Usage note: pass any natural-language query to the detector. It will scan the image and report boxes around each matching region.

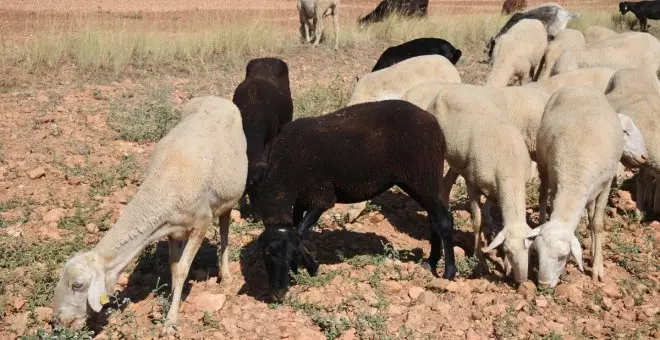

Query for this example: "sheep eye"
[72,282,83,290]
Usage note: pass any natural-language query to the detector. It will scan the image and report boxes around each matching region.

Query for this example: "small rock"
[408,286,424,300]
[653,329,660,339]
[67,176,82,185]
[514,300,526,311]
[601,297,613,310]
[369,213,385,224]
[623,296,635,308]
[600,281,623,299]
[230,209,242,223]
[556,283,583,305]
[7,312,29,334]
[471,310,483,320]
[189,293,226,314]
[428,278,449,291]
[465,329,481,340]
[117,273,129,287]
[418,291,437,307]
[85,223,98,234]
[27,167,46,179]
[405,309,424,328]
[383,281,403,294]
[618,190,632,201]
[43,208,65,224]
[517,281,536,294]
[455,210,471,220]
[585,320,603,337]
[445,281,459,293]
[387,304,406,316]
[618,310,635,321]
[643,306,659,317]
[535,298,548,308]
[589,304,601,313]
[453,246,466,258]
[33,306,53,323]
[11,297,26,311]
[35,115,56,124]
[339,328,356,340]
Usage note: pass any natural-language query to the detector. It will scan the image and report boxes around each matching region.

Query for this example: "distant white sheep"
[297,0,340,50]
[583,25,617,43]
[524,67,618,94]
[52,96,248,336]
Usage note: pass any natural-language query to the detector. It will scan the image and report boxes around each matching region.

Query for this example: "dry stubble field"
[0,0,658,339]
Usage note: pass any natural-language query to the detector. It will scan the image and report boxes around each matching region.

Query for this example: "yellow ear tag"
[99,293,110,305]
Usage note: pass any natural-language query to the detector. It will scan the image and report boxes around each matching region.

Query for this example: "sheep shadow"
[89,238,220,332]
[236,228,423,302]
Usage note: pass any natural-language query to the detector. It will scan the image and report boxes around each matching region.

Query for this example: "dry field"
[0,0,658,339]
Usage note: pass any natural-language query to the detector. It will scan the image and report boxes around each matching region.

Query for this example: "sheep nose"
[271,289,287,302]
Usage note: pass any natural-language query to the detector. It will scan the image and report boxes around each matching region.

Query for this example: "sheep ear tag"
[99,293,110,305]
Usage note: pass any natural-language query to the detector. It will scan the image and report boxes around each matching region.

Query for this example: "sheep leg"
[467,185,483,258]
[640,16,648,32]
[217,212,232,286]
[332,6,339,50]
[653,175,660,217]
[636,170,648,212]
[313,11,324,46]
[300,11,311,43]
[441,168,460,206]
[589,187,610,282]
[538,167,549,223]
[161,216,211,336]
[295,207,325,276]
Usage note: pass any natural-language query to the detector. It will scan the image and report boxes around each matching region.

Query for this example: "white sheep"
[426,86,533,283]
[528,85,647,287]
[348,54,461,105]
[52,96,248,336]
[297,0,340,50]
[583,25,617,44]
[606,66,660,215]
[551,31,660,76]
[486,19,548,86]
[537,28,585,80]
[524,66,617,94]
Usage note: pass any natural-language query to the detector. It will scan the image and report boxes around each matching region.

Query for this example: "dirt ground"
[0,0,658,339]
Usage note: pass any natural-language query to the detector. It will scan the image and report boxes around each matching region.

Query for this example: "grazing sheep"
[524,67,618,94]
[297,0,340,50]
[583,25,618,43]
[606,66,660,215]
[501,0,528,15]
[486,3,581,60]
[551,31,660,76]
[619,1,660,32]
[232,57,293,204]
[486,19,548,86]
[348,54,461,105]
[371,37,462,72]
[256,100,456,299]
[357,0,428,29]
[426,86,534,283]
[537,28,586,80]
[52,96,247,335]
[529,85,646,286]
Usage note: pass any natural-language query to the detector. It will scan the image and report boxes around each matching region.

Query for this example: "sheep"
[537,28,586,80]
[550,31,660,76]
[486,19,548,87]
[501,0,528,15]
[348,54,461,105]
[357,0,428,29]
[486,3,581,61]
[297,0,340,50]
[232,57,293,204]
[425,86,534,283]
[583,25,617,44]
[528,85,646,287]
[52,96,248,335]
[524,67,618,94]
[619,1,660,32]
[255,100,456,300]
[605,66,660,216]
[371,37,462,72]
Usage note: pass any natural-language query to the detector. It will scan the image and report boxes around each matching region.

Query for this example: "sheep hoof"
[159,324,179,338]
[218,273,234,288]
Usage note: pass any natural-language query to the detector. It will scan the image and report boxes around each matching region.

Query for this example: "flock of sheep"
[47,1,660,337]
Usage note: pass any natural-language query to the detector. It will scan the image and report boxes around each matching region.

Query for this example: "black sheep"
[371,37,462,72]
[232,57,293,204]
[357,0,429,29]
[620,1,660,32]
[255,100,456,300]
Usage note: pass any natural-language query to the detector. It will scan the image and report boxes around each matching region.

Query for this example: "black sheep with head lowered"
[256,100,457,300]
[371,37,462,72]
[232,57,293,204]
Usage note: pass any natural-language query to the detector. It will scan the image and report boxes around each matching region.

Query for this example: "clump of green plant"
[108,85,182,142]
[293,77,350,118]
[20,325,94,340]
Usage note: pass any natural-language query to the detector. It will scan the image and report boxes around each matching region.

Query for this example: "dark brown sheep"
[232,57,293,204]
[255,100,456,300]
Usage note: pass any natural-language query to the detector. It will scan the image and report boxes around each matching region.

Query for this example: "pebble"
[601,297,613,310]
[465,329,481,340]
[408,286,424,300]
[33,307,53,323]
[600,281,623,299]
[85,223,99,234]
[623,296,635,308]
[418,291,437,307]
[471,310,483,320]
[339,328,356,340]
[535,298,548,308]
[428,278,449,291]
[585,320,603,337]
[369,213,385,223]
[42,208,65,223]
[27,167,46,179]
[517,281,536,294]
[556,283,583,305]
[189,293,226,313]
[445,281,459,293]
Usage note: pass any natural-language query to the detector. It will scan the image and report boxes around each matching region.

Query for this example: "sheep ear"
[87,271,107,313]
[482,230,505,252]
[524,227,542,249]
[570,236,584,272]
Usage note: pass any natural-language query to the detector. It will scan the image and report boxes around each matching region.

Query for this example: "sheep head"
[524,222,583,288]
[619,2,629,15]
[482,223,532,283]
[617,113,648,167]
[52,252,112,329]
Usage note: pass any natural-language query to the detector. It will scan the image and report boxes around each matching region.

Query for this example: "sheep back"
[371,37,462,72]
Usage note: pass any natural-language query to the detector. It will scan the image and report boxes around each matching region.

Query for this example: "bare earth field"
[0,0,658,339]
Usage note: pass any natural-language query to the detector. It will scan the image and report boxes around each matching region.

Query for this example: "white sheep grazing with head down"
[551,31,660,76]
[582,25,617,44]
[52,96,248,336]
[426,86,533,283]
[347,54,461,105]
[486,18,548,87]
[524,67,617,95]
[528,85,647,287]
[537,28,585,80]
